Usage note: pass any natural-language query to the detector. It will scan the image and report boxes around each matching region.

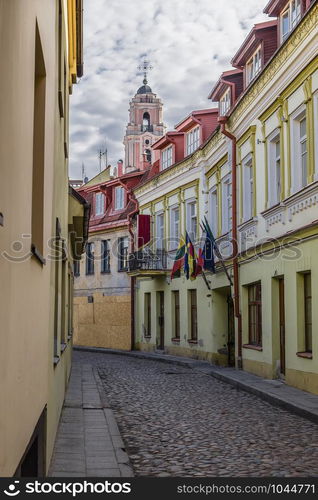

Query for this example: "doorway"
[227,296,235,367]
[157,291,164,350]
[279,278,286,376]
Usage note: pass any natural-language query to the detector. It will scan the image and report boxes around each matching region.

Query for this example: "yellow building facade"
[0,0,87,476]
[132,2,318,393]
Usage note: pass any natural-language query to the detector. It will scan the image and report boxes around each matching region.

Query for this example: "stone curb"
[74,345,318,426]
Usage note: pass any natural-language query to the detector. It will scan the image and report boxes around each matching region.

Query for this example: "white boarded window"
[267,131,281,207]
[156,212,165,249]
[210,187,218,237]
[161,145,173,170]
[115,186,124,210]
[222,176,232,234]
[220,88,231,116]
[186,127,200,155]
[242,155,254,222]
[186,201,197,242]
[95,192,105,216]
[169,206,180,249]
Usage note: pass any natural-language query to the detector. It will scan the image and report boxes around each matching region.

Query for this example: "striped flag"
[184,232,197,281]
[170,235,186,280]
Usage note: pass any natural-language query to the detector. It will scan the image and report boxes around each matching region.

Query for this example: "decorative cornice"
[229,4,318,126]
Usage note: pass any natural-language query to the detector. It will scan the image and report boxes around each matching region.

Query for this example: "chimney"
[117,159,123,177]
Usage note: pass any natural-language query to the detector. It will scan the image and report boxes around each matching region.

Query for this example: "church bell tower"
[123,60,165,173]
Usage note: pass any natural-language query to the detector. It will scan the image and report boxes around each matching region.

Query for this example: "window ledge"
[296,351,312,359]
[31,244,46,266]
[171,337,180,343]
[61,343,67,353]
[243,344,263,351]
[101,270,111,274]
[144,335,151,339]
[188,339,198,345]
[53,356,60,367]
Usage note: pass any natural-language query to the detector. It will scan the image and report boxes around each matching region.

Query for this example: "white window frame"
[169,205,180,250]
[291,105,307,194]
[222,175,232,235]
[267,130,281,207]
[155,211,165,249]
[186,126,200,155]
[114,186,124,210]
[242,154,254,222]
[186,200,197,242]
[95,192,105,216]
[209,186,218,237]
[161,145,173,170]
[246,45,262,85]
[281,0,301,42]
[220,88,231,116]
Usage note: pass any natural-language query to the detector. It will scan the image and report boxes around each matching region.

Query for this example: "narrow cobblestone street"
[74,350,318,478]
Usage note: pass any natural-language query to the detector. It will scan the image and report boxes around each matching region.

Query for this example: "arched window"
[145,149,151,163]
[143,112,150,131]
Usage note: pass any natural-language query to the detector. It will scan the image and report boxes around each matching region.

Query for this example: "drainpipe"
[117,179,139,351]
[218,116,242,368]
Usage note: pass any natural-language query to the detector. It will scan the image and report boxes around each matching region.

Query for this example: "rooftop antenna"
[81,162,85,181]
[98,143,108,173]
[138,59,153,85]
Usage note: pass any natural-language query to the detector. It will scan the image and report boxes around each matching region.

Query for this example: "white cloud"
[69,0,268,180]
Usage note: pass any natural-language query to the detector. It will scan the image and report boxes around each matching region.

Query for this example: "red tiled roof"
[231,20,278,67]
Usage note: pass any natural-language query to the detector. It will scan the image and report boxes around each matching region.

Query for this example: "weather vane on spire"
[138,59,153,85]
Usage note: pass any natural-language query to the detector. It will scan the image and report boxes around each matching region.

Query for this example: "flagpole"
[201,220,233,287]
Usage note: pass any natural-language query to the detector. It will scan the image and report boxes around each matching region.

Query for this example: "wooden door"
[157,292,164,350]
[279,279,286,376]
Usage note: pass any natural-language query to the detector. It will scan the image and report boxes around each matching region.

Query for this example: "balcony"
[128,248,168,276]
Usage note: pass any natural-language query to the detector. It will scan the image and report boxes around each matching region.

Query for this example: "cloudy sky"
[69,0,268,180]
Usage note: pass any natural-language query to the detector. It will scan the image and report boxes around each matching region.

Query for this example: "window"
[304,273,312,352]
[300,117,307,188]
[242,156,254,222]
[189,290,198,341]
[222,177,232,234]
[186,201,197,242]
[172,291,180,339]
[170,206,180,249]
[281,0,301,42]
[246,46,262,85]
[86,242,94,275]
[156,212,165,250]
[95,192,105,216]
[73,260,80,277]
[248,282,262,346]
[291,109,308,192]
[118,237,128,271]
[220,88,231,116]
[145,148,151,162]
[161,145,173,170]
[144,293,151,337]
[210,187,218,237]
[268,132,281,207]
[31,25,46,259]
[142,112,151,131]
[115,186,124,210]
[101,240,110,273]
[186,126,200,155]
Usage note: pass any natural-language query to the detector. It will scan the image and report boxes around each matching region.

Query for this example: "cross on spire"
[138,59,153,85]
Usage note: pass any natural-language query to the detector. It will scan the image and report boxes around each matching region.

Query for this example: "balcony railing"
[129,248,168,273]
[141,125,153,132]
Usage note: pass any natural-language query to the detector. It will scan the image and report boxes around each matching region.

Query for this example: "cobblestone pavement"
[75,350,318,477]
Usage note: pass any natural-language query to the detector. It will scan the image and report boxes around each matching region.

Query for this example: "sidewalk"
[75,346,318,425]
[49,362,133,477]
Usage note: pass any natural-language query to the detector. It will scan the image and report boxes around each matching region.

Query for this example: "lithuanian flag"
[184,232,197,281]
[171,236,186,279]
